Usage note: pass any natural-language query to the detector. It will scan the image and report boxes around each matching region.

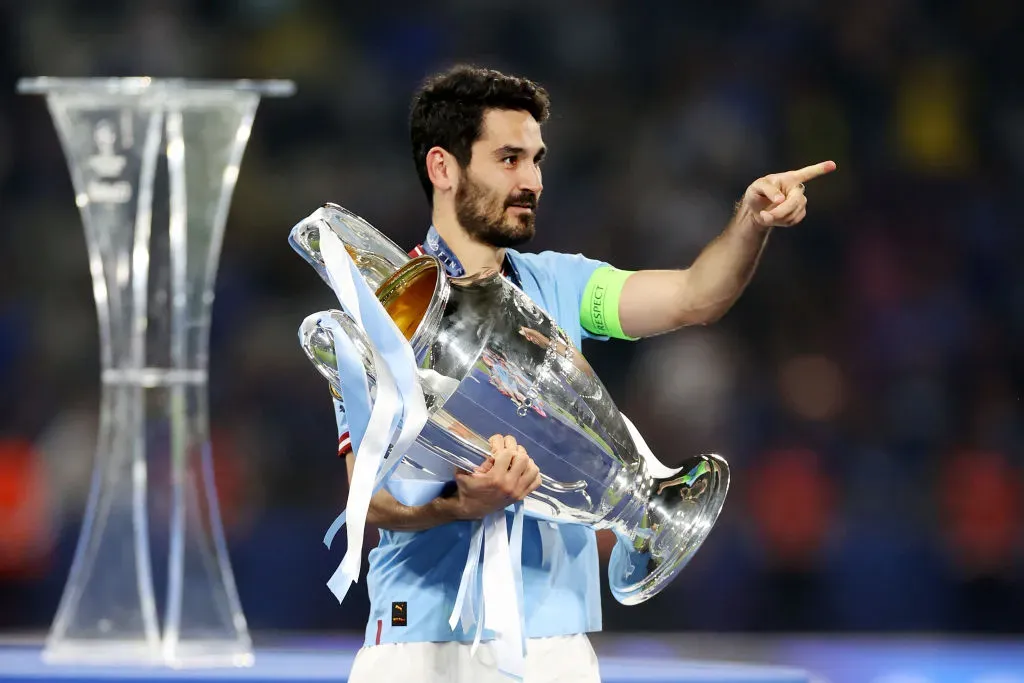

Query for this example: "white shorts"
[346,634,601,683]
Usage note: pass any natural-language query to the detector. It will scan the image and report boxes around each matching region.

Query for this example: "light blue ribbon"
[315,223,429,605]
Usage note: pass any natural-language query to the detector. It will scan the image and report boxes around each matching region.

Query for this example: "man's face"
[454,108,546,248]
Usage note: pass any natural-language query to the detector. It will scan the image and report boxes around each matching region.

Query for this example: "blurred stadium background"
[0,1,1022,681]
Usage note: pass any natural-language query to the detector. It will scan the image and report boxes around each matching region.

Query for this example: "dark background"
[0,0,1021,638]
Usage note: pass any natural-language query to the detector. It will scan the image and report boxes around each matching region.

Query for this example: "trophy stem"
[20,78,293,667]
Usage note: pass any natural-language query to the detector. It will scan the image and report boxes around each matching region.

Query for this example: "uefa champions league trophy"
[18,78,294,667]
[292,204,730,607]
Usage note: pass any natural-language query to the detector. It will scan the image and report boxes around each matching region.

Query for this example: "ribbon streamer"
[312,216,530,678]
[317,222,429,603]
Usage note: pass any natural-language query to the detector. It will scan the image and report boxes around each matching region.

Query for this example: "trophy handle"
[289,203,410,292]
[299,310,377,391]
[299,310,589,497]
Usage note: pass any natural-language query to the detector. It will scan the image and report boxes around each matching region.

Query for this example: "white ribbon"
[314,217,527,678]
[318,223,429,604]
[479,504,526,680]
[447,508,526,680]
[324,318,399,601]
[450,520,485,634]
[321,222,430,494]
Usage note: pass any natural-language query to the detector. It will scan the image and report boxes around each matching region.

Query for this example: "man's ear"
[426,146,459,195]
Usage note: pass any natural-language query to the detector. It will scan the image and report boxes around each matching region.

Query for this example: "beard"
[454,171,537,248]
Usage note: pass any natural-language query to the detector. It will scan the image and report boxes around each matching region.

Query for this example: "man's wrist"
[731,203,772,240]
[431,493,469,522]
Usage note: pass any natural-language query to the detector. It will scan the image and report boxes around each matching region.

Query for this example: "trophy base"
[607,453,730,605]
[43,641,163,667]
[43,639,253,669]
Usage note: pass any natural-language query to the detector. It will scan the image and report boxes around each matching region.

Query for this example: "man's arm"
[347,434,541,532]
[617,160,836,338]
[359,479,463,532]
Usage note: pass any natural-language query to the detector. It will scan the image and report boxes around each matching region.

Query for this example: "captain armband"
[580,267,639,341]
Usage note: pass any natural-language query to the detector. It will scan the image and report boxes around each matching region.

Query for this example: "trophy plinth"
[18,77,294,667]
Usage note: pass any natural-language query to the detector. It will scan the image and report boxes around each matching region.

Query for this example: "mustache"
[505,192,538,210]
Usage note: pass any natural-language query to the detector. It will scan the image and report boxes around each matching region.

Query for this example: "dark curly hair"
[409,65,550,205]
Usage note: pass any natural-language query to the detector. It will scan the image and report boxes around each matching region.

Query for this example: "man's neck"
[431,212,505,276]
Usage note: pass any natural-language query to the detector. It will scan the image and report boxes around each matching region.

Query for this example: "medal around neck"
[291,202,730,605]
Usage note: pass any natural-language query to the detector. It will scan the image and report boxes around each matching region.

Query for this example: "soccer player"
[334,65,835,683]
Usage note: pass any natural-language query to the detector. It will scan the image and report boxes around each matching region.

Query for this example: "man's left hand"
[741,160,837,228]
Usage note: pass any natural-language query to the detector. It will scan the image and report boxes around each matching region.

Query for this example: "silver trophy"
[291,203,729,605]
[18,78,294,666]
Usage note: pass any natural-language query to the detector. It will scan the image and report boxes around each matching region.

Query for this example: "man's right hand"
[452,434,542,520]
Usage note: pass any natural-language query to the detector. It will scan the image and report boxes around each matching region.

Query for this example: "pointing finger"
[790,160,837,184]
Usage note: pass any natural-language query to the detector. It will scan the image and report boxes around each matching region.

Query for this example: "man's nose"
[519,164,543,195]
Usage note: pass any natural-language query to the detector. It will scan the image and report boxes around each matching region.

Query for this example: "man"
[335,65,836,682]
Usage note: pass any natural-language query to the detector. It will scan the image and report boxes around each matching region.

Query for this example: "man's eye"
[503,156,517,167]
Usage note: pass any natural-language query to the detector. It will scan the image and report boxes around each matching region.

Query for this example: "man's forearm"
[618,208,772,336]
[366,488,465,532]
[682,205,771,322]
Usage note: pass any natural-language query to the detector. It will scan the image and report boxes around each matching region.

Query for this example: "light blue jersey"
[333,230,614,646]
